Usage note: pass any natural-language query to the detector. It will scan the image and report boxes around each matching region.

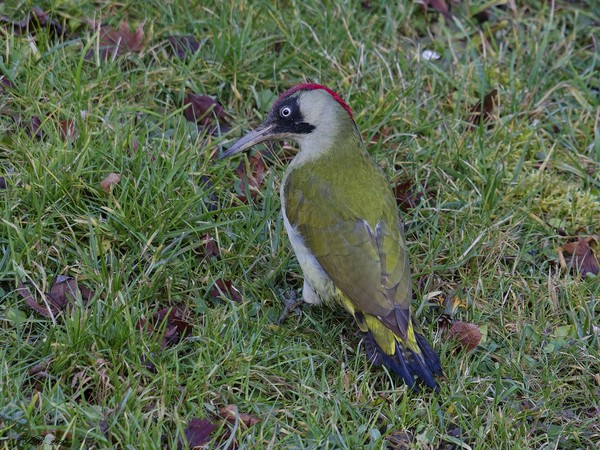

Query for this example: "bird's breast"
[281,191,335,304]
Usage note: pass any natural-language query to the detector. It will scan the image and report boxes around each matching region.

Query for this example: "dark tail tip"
[364,331,442,391]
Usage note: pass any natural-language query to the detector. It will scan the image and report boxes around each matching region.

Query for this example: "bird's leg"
[277,288,305,324]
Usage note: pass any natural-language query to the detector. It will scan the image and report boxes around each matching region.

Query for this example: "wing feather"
[283,160,412,317]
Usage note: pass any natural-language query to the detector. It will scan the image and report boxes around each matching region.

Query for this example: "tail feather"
[415,332,443,375]
[363,328,442,391]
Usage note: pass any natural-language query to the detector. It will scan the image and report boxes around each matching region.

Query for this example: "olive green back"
[283,131,412,317]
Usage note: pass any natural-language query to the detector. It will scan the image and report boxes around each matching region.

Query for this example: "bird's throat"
[288,120,363,171]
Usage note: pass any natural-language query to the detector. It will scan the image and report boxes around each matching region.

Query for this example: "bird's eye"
[280,106,292,118]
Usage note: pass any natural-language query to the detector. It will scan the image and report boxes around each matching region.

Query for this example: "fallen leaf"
[86,20,145,60]
[183,93,230,130]
[210,279,243,303]
[446,425,463,439]
[100,173,121,193]
[59,119,77,141]
[201,234,220,258]
[48,275,94,310]
[220,405,260,428]
[155,307,193,335]
[129,137,140,152]
[234,153,266,203]
[468,89,498,128]
[24,359,54,392]
[199,175,219,212]
[28,7,66,38]
[0,7,65,38]
[558,235,599,276]
[19,276,93,318]
[18,281,50,317]
[394,180,423,212]
[385,430,413,449]
[99,417,110,437]
[141,354,157,373]
[439,425,466,449]
[423,0,452,19]
[138,307,193,349]
[178,418,217,450]
[0,75,14,93]
[474,9,491,23]
[28,116,44,139]
[519,399,534,411]
[365,126,393,145]
[447,321,482,351]
[166,35,200,59]
[28,360,52,377]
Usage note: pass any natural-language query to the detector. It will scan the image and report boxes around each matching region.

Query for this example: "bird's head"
[221,84,355,159]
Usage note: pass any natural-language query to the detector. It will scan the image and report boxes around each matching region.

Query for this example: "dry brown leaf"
[28,115,44,139]
[179,418,217,449]
[441,425,465,448]
[155,307,193,348]
[385,430,413,449]
[24,359,54,392]
[474,9,491,23]
[100,173,121,193]
[28,360,52,377]
[447,321,482,351]
[13,114,76,141]
[19,276,94,318]
[48,275,94,310]
[200,175,219,212]
[166,35,200,59]
[0,75,14,93]
[234,153,266,203]
[141,354,157,373]
[424,0,452,19]
[210,279,243,303]
[558,235,599,276]
[201,234,220,258]
[468,89,499,128]
[394,180,424,212]
[129,137,140,152]
[86,20,145,60]
[220,405,260,428]
[59,119,77,141]
[183,93,230,130]
[364,126,393,145]
[138,307,193,349]
[0,7,65,38]
[18,281,51,317]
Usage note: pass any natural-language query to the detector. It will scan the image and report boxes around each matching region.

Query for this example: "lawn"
[1,1,598,449]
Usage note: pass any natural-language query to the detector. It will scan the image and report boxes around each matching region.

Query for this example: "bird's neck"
[289,117,363,170]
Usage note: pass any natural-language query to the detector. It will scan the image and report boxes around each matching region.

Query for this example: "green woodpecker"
[222,84,442,390]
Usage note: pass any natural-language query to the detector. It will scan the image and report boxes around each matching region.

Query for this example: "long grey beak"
[220,123,276,159]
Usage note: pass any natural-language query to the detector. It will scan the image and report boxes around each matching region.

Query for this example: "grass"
[1,0,599,448]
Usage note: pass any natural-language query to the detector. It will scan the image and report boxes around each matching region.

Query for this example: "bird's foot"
[277,289,305,324]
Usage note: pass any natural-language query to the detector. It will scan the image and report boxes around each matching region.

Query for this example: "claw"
[277,289,305,324]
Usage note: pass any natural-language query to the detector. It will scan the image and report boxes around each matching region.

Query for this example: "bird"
[222,83,442,390]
